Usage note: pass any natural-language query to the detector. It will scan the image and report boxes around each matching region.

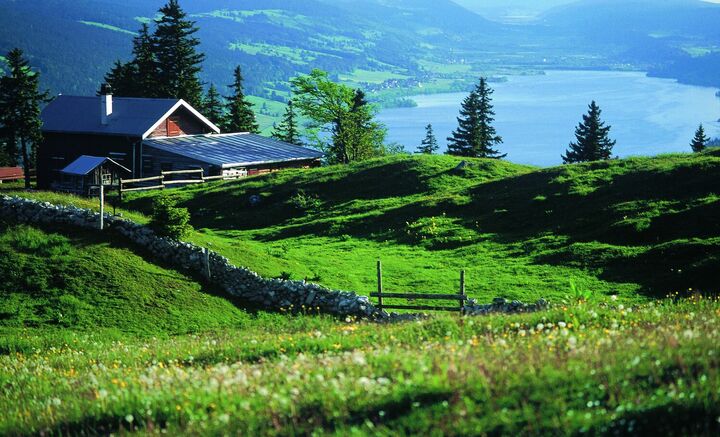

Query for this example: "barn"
[37,89,323,190]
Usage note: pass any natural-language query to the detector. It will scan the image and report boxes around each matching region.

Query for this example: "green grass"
[1,298,718,435]
[0,222,248,334]
[2,152,720,434]
[78,21,137,36]
[339,69,412,85]
[227,42,334,65]
[115,151,720,303]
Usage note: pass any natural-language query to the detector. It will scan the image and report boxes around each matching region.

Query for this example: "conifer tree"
[447,77,504,158]
[153,0,205,107]
[102,60,137,97]
[418,123,439,154]
[562,101,616,163]
[132,23,159,97]
[0,48,49,187]
[224,66,259,133]
[272,99,302,145]
[690,124,709,153]
[202,84,225,128]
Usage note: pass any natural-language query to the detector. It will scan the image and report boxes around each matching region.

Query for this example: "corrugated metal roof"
[143,133,324,168]
[41,95,220,138]
[61,155,131,176]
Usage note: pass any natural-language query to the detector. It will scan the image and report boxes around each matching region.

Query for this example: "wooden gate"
[371,261,467,312]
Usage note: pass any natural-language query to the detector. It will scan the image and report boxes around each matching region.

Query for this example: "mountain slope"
[0,0,498,98]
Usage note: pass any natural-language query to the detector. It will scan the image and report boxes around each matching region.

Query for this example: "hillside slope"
[122,150,720,300]
[0,221,248,334]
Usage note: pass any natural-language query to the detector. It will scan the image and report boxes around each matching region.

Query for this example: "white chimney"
[100,83,113,126]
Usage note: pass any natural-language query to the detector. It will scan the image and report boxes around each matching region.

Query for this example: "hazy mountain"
[453,0,574,22]
[0,0,718,103]
[0,0,500,97]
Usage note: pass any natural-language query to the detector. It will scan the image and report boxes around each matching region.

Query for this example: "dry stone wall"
[0,195,548,319]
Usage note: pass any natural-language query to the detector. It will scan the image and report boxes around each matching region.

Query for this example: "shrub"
[289,190,321,211]
[149,194,193,240]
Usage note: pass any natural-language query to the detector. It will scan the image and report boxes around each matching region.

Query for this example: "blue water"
[377,70,720,166]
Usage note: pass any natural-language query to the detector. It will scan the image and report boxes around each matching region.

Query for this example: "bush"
[149,194,193,240]
[289,190,321,211]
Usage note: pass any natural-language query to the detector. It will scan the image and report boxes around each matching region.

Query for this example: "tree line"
[0,0,715,184]
[416,76,715,162]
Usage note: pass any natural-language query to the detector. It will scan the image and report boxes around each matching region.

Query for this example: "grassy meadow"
[1,298,719,435]
[2,151,719,434]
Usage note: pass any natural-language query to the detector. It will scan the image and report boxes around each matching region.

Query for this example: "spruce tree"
[562,101,616,163]
[224,66,259,133]
[102,60,137,97]
[690,124,709,153]
[202,84,225,128]
[272,99,302,145]
[0,48,49,187]
[132,23,159,97]
[153,0,205,107]
[447,77,504,158]
[418,123,439,154]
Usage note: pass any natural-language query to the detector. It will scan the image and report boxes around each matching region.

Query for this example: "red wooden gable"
[149,107,209,138]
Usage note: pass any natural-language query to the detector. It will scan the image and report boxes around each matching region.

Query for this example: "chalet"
[37,89,323,191]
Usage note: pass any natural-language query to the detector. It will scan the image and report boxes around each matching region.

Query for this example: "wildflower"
[125,414,134,423]
[568,336,577,349]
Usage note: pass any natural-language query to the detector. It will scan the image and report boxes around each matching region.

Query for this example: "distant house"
[37,90,323,190]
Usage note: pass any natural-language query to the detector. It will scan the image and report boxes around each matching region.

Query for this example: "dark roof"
[41,95,220,138]
[61,155,131,176]
[143,133,323,168]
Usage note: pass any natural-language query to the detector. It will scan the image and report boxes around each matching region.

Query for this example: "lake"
[377,70,720,166]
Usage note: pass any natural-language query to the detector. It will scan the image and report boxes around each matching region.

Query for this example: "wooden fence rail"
[118,169,246,199]
[370,260,467,313]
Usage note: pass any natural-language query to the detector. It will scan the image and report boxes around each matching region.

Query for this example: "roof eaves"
[42,129,143,138]
[220,156,322,169]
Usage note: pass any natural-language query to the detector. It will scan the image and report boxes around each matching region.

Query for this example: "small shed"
[55,155,130,195]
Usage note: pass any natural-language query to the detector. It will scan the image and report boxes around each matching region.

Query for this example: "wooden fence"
[119,169,246,199]
[371,260,467,312]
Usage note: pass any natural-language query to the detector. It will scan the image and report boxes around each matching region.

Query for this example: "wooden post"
[204,247,211,280]
[459,269,466,313]
[377,260,383,310]
[99,184,104,231]
[118,181,123,203]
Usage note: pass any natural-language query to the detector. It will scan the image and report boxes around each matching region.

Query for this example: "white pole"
[99,184,104,231]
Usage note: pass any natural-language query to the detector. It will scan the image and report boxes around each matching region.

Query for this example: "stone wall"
[0,195,548,319]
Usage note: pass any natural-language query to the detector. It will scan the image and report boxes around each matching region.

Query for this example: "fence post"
[377,260,383,311]
[459,269,466,313]
[99,184,104,231]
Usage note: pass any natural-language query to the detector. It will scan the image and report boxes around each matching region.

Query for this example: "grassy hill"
[118,151,720,303]
[1,153,720,435]
[0,221,249,335]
